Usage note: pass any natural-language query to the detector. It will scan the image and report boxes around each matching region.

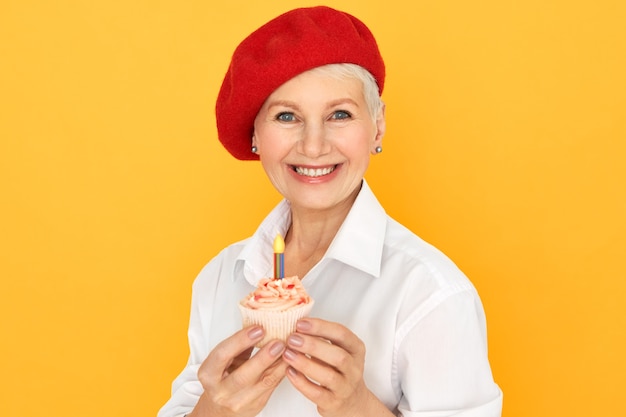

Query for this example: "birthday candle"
[273,234,285,279]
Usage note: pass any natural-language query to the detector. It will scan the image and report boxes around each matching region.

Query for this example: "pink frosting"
[242,276,310,311]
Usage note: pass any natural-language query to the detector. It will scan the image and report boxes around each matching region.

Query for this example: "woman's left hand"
[282,318,392,417]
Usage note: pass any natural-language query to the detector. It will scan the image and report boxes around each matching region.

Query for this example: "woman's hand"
[190,326,288,417]
[282,318,394,417]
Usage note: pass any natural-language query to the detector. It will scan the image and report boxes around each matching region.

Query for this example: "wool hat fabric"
[215,6,386,160]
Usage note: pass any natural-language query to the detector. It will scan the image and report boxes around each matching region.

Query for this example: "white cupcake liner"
[239,300,314,348]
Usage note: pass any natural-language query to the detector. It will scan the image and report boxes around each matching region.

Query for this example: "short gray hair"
[309,63,384,122]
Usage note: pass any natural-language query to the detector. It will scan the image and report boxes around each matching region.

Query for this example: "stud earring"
[251,145,258,153]
[375,146,383,154]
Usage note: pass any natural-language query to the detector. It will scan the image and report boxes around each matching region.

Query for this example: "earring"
[251,146,258,153]
[375,146,383,154]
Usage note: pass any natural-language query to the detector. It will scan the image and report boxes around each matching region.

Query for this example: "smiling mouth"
[293,165,337,178]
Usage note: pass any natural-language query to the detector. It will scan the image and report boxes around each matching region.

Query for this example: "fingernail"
[283,349,297,360]
[287,334,304,347]
[248,326,264,340]
[287,366,298,377]
[296,320,312,331]
[269,341,285,357]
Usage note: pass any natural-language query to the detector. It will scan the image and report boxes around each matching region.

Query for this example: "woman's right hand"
[188,326,288,417]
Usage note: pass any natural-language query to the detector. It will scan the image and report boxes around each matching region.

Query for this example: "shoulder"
[378,216,484,329]
[383,217,471,289]
[375,217,491,349]
[191,237,251,291]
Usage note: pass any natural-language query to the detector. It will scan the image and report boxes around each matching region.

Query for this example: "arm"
[159,254,290,417]
[395,290,502,416]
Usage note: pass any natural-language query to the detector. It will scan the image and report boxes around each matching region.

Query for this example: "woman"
[158,6,502,417]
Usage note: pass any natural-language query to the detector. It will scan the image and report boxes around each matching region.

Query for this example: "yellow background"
[1,0,624,415]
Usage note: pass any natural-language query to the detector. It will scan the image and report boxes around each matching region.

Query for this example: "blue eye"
[276,112,296,122]
[332,110,351,120]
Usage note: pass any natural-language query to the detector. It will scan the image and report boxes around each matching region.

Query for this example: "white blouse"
[158,180,502,417]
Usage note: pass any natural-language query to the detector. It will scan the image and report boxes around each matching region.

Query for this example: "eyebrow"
[267,98,359,111]
[266,100,301,111]
[327,98,359,108]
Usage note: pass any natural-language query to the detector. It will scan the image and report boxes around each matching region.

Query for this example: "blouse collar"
[236,179,387,285]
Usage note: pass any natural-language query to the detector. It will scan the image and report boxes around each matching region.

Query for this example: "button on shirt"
[158,181,503,417]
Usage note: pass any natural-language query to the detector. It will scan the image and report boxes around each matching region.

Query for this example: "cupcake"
[239,275,314,348]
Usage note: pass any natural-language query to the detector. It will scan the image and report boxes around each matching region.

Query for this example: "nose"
[298,123,331,158]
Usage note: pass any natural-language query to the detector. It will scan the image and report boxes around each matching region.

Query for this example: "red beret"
[215,6,386,160]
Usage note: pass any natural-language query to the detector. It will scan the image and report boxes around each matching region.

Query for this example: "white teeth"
[295,166,335,177]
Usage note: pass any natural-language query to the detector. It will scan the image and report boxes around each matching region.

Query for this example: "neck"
[284,184,361,278]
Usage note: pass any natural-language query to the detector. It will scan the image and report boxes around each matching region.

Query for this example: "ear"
[371,102,386,154]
